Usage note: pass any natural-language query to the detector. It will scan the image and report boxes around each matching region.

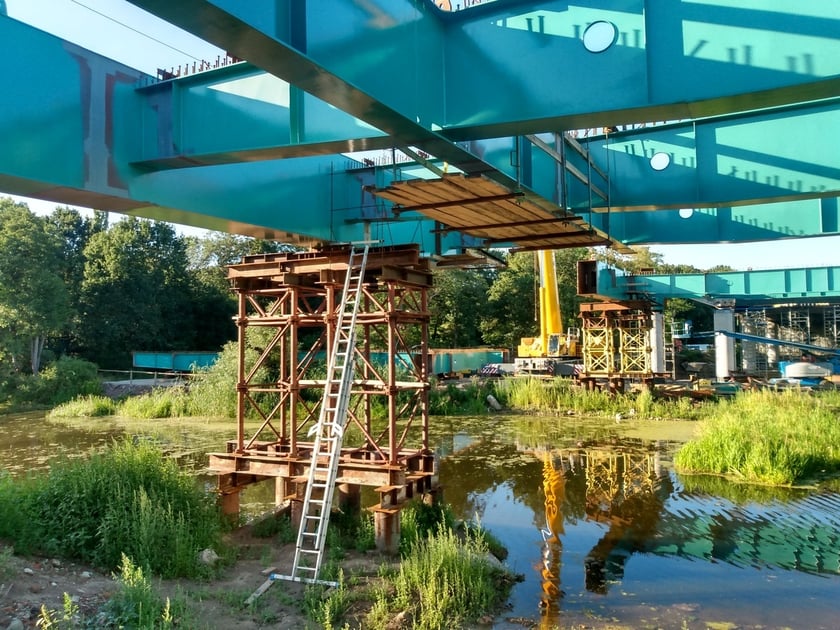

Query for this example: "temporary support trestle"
[276,244,369,586]
[579,301,654,388]
[219,243,437,604]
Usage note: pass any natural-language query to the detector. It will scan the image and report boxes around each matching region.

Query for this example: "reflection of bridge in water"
[531,441,840,624]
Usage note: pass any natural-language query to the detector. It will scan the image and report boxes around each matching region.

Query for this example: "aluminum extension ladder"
[274,244,370,587]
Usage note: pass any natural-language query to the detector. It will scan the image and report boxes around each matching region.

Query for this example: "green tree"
[595,245,664,273]
[429,268,490,347]
[184,232,299,350]
[45,206,106,356]
[480,252,537,349]
[0,198,71,374]
[480,249,588,350]
[78,218,194,368]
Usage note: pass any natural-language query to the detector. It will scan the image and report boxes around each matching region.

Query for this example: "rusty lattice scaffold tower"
[208,244,437,553]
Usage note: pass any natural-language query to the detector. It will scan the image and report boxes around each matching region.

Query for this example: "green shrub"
[429,378,497,415]
[1,357,102,408]
[187,333,273,418]
[0,440,222,577]
[98,554,180,628]
[35,357,102,405]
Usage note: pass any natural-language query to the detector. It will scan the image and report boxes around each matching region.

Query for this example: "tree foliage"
[77,218,197,368]
[429,268,490,347]
[0,199,70,373]
[0,195,734,391]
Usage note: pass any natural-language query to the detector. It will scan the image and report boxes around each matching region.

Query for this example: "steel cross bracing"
[279,244,370,586]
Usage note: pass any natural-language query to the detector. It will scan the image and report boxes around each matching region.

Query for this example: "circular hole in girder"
[582,21,617,53]
[650,152,671,171]
[679,208,694,219]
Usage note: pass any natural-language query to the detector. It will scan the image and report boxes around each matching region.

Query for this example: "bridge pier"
[650,311,665,374]
[714,308,736,380]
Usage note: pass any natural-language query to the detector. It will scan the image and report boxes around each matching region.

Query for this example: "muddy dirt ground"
[1,527,611,630]
[1,526,379,629]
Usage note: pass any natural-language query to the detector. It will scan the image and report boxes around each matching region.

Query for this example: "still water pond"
[4,412,840,628]
[435,415,840,629]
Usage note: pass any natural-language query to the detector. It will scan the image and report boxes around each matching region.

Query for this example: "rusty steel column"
[221,490,240,520]
[289,286,299,455]
[279,288,289,445]
[374,509,400,554]
[420,284,430,450]
[362,299,373,439]
[387,282,398,465]
[235,289,247,453]
[275,477,287,507]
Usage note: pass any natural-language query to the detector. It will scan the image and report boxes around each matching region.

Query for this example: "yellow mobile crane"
[514,250,581,376]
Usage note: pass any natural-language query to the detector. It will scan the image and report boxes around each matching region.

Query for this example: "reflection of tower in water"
[538,453,568,624]
[581,445,670,594]
[530,440,672,622]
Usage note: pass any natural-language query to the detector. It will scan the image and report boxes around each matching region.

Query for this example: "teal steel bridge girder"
[4,1,840,250]
[592,262,840,307]
[130,0,840,141]
[121,0,840,247]
[0,15,477,250]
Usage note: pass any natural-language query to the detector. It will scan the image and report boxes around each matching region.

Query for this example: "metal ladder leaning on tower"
[246,243,371,602]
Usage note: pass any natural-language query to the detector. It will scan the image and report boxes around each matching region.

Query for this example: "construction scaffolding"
[579,301,654,390]
[734,305,840,375]
[209,244,437,552]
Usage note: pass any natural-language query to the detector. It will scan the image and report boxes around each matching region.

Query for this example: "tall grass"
[0,440,222,577]
[116,386,195,419]
[675,389,840,485]
[48,394,117,417]
[388,524,510,630]
[494,376,701,419]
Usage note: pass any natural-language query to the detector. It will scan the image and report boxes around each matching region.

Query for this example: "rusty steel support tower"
[209,244,436,551]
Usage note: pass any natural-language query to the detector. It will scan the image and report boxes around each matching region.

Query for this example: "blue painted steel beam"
[4,3,840,252]
[132,65,392,170]
[0,16,476,251]
[129,1,840,141]
[577,101,840,212]
[591,262,840,306]
[123,0,603,249]
[442,0,840,139]
[121,0,840,248]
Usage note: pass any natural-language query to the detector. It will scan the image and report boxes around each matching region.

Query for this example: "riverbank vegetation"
[0,440,222,578]
[675,389,840,485]
[0,430,514,628]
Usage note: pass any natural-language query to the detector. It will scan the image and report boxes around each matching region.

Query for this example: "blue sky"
[5,0,840,271]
